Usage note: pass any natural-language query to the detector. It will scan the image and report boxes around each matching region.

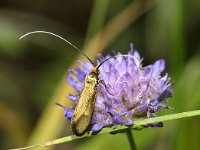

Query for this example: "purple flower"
[58,44,173,132]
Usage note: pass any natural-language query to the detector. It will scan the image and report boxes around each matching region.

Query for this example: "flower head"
[58,44,173,132]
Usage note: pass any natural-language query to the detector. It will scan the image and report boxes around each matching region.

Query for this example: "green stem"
[126,128,136,150]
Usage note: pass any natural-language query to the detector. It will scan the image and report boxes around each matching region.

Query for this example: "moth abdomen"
[71,114,91,136]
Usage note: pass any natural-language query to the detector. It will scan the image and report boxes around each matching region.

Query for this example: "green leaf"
[9,110,200,150]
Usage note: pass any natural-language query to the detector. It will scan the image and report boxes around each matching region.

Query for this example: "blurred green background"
[0,0,200,150]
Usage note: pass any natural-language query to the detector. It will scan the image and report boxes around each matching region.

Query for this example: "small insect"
[19,31,114,136]
[68,52,113,136]
[71,58,112,136]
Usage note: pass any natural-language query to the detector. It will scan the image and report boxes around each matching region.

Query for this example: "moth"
[71,58,112,136]
[20,31,113,136]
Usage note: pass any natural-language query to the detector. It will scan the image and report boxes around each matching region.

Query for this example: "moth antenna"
[96,54,137,70]
[19,30,95,66]
[96,57,113,71]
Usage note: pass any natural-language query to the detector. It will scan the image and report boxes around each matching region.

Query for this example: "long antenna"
[96,57,113,71]
[19,30,95,66]
[96,54,137,71]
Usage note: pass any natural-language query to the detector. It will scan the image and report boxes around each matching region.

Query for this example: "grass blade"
[10,110,200,150]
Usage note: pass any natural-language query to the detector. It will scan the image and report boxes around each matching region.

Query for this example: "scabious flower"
[59,44,173,132]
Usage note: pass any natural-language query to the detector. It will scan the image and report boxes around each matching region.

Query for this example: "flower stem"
[126,128,137,150]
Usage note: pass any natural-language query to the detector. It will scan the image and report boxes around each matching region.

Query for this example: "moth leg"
[99,80,114,96]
